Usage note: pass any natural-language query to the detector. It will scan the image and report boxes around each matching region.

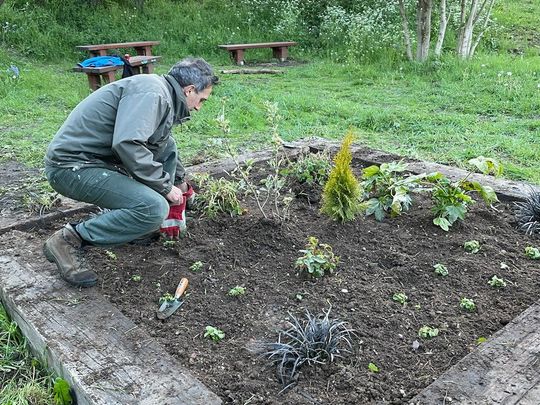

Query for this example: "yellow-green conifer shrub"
[321,132,362,222]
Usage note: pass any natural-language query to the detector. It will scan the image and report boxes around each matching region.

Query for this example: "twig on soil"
[243,394,256,405]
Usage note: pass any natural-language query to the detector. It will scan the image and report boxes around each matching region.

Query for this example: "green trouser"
[44,146,176,247]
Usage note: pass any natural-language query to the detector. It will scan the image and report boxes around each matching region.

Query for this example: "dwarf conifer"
[321,132,362,222]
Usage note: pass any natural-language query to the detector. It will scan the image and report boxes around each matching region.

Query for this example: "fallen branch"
[220,69,284,75]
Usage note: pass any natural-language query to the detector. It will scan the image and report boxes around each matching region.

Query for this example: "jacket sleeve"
[111,92,173,196]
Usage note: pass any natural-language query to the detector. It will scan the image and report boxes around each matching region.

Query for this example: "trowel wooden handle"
[175,278,189,299]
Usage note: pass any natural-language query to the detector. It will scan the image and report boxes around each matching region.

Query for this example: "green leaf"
[53,378,72,405]
[368,362,380,373]
[362,165,380,178]
[477,337,487,345]
[468,156,503,176]
[433,217,450,231]
[445,205,466,223]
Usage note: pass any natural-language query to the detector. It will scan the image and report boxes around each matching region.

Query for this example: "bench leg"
[86,74,101,91]
[142,63,154,74]
[230,50,244,65]
[272,47,288,62]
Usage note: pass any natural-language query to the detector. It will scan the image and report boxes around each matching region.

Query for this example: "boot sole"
[43,242,98,288]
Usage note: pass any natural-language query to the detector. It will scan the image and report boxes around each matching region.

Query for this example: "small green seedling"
[295,293,303,301]
[158,293,175,304]
[525,246,540,259]
[190,261,204,272]
[295,236,339,278]
[488,275,506,288]
[163,240,176,248]
[204,326,225,342]
[477,337,487,345]
[460,298,476,312]
[105,250,117,260]
[131,275,141,282]
[392,292,408,305]
[418,326,439,339]
[464,240,480,253]
[228,286,246,297]
[433,263,448,276]
[368,362,380,373]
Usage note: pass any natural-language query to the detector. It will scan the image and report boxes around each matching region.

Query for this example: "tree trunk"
[434,0,449,57]
[397,0,414,61]
[415,0,433,61]
[470,0,496,57]
[457,0,496,58]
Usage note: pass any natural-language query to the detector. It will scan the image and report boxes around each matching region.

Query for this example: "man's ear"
[183,84,196,95]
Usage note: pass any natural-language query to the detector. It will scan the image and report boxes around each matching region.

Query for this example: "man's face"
[184,85,212,112]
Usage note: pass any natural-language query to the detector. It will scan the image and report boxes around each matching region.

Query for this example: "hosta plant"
[525,246,540,259]
[464,240,481,253]
[418,326,439,339]
[460,298,476,312]
[433,263,448,276]
[204,326,225,342]
[392,292,408,305]
[295,236,339,278]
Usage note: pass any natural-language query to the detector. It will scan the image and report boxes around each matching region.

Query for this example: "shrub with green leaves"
[488,275,507,288]
[361,161,425,221]
[464,240,481,253]
[321,131,362,222]
[204,326,225,342]
[525,246,540,259]
[295,236,339,278]
[192,173,243,219]
[428,157,500,231]
[460,298,476,312]
[433,263,449,276]
[288,151,332,186]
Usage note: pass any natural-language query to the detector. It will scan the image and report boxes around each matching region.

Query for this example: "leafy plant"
[460,298,476,312]
[189,261,204,272]
[428,157,500,231]
[525,246,540,259]
[260,308,354,385]
[158,293,175,304]
[192,173,243,219]
[228,286,246,297]
[368,362,380,373]
[464,240,481,253]
[392,292,408,305]
[488,275,507,288]
[418,326,439,339]
[53,378,72,405]
[163,240,176,247]
[287,151,332,186]
[131,275,141,282]
[105,250,117,261]
[360,161,425,221]
[433,263,448,276]
[204,326,225,342]
[321,131,363,222]
[295,236,339,278]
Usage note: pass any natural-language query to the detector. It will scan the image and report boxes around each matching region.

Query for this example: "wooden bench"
[74,41,161,91]
[218,41,297,65]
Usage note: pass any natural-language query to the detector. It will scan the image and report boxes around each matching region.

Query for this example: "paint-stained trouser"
[44,147,176,247]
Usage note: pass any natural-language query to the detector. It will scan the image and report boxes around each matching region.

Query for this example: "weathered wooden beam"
[220,69,284,74]
[0,231,221,405]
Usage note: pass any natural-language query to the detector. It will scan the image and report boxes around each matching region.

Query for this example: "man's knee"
[137,194,169,229]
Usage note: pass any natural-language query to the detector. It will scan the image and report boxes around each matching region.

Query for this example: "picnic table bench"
[74,41,161,91]
[218,41,297,65]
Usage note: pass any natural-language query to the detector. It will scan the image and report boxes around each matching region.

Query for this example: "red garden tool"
[156,277,189,320]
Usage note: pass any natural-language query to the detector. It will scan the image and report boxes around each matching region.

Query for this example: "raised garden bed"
[2,143,540,404]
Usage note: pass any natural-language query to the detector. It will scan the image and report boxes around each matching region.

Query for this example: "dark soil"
[78,158,540,404]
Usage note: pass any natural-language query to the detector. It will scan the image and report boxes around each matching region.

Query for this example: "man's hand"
[160,184,194,240]
[166,185,183,205]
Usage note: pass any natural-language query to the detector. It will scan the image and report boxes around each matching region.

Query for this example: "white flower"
[507,71,512,76]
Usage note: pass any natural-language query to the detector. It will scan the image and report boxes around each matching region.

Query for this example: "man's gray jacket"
[45,74,190,197]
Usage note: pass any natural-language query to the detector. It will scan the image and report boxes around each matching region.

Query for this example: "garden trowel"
[156,277,189,320]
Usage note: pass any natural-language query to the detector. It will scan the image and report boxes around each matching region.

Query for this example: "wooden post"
[231,49,244,65]
[86,74,101,91]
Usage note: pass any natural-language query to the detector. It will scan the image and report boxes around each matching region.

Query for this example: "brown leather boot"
[43,224,98,288]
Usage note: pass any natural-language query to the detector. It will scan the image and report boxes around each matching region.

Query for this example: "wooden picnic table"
[75,41,161,91]
[218,41,297,65]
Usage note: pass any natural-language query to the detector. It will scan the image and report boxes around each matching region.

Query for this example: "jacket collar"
[163,74,191,124]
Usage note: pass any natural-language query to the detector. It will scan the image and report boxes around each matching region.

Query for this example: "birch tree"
[456,0,497,58]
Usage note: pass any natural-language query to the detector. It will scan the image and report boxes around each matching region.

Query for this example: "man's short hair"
[168,57,219,92]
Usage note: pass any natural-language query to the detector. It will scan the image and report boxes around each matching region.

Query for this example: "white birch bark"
[434,0,449,57]
[397,0,414,61]
[416,0,433,61]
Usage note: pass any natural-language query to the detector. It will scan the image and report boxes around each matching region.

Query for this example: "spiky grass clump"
[261,309,355,387]
[321,131,362,222]
[514,190,540,236]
